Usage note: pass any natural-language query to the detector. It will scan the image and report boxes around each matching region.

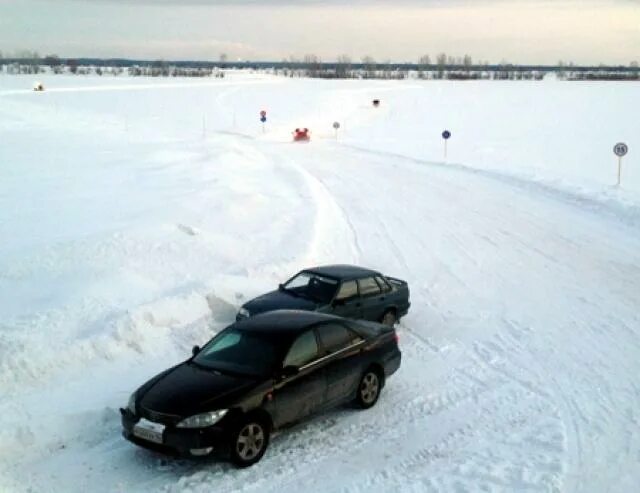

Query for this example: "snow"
[1,73,639,492]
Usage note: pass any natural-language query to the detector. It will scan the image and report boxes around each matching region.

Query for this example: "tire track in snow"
[285,145,576,491]
[275,151,362,267]
[338,143,640,229]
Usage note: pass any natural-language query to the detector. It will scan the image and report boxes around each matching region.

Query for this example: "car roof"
[303,264,381,281]
[233,310,345,336]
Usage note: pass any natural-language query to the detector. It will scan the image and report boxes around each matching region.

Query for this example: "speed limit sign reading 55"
[614,142,628,157]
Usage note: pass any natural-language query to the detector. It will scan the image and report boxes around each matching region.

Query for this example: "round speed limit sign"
[614,142,628,157]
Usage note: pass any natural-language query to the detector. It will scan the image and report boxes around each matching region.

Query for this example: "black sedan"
[121,310,401,467]
[237,264,410,326]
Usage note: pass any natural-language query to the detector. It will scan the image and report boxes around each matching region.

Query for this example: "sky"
[0,0,639,64]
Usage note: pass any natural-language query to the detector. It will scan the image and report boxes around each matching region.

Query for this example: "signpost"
[442,130,451,160]
[333,121,340,139]
[613,142,628,186]
[260,110,267,133]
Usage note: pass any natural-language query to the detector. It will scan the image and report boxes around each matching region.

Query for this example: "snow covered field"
[1,73,639,492]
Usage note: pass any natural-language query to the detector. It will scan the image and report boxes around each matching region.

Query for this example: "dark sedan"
[121,310,401,467]
[237,264,410,326]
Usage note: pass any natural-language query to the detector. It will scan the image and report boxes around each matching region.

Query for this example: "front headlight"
[127,392,137,414]
[176,409,228,429]
[238,307,250,318]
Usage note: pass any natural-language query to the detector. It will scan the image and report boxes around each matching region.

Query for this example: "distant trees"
[335,55,352,78]
[417,55,431,78]
[44,54,66,74]
[303,54,321,77]
[9,50,42,73]
[419,54,431,67]
[435,53,447,78]
[128,65,213,77]
[43,54,60,67]
[557,60,567,78]
[67,59,78,74]
[2,48,637,82]
[361,55,376,78]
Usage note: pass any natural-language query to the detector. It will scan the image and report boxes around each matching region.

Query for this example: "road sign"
[613,142,629,186]
[614,142,628,157]
[442,130,452,160]
[333,121,340,139]
[260,111,267,133]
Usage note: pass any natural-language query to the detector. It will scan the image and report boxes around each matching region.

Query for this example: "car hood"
[139,362,259,417]
[244,289,318,315]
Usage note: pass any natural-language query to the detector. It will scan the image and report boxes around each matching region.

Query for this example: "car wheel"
[230,418,270,467]
[381,309,397,327]
[356,368,382,409]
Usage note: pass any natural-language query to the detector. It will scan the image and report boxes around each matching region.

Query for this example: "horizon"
[3,54,639,69]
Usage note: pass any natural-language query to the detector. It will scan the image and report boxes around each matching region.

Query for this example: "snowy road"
[1,74,639,492]
[281,142,640,492]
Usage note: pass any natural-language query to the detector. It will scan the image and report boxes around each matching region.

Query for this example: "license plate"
[133,418,165,444]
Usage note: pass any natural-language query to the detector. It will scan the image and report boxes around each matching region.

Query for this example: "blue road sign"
[442,130,451,139]
[614,142,628,157]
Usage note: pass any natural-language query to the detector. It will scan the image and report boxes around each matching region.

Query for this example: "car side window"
[358,277,381,297]
[317,324,361,353]
[284,330,319,368]
[375,276,392,293]
[335,280,358,301]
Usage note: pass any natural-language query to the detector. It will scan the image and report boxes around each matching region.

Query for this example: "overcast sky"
[1,0,638,64]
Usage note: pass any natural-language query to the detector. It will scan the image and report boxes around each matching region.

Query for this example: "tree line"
[1,50,638,81]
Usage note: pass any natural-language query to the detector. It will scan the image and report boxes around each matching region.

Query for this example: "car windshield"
[283,272,339,303]
[193,328,279,377]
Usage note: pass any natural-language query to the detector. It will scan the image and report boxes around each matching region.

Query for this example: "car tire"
[229,417,270,468]
[356,367,382,409]
[381,309,397,327]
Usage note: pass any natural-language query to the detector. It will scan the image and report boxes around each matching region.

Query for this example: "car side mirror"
[280,365,299,379]
[278,283,285,291]
[192,345,201,357]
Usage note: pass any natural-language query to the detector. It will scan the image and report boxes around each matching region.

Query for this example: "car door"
[315,323,365,406]
[272,330,326,427]
[330,280,362,319]
[357,277,384,321]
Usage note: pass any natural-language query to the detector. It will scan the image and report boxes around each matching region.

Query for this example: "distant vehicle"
[121,310,401,466]
[237,265,410,326]
[293,128,310,142]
